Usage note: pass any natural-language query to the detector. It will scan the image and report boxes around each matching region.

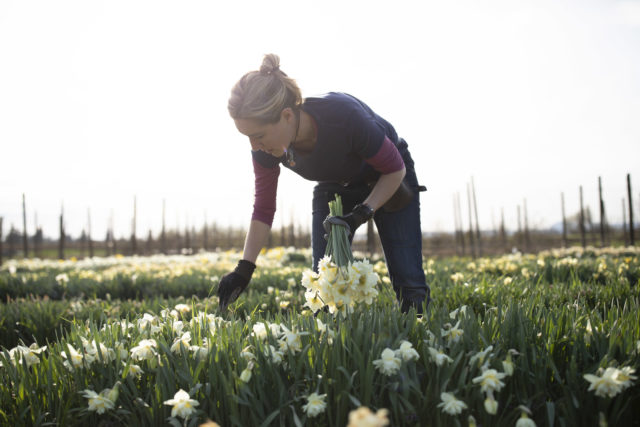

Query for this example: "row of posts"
[452,174,636,257]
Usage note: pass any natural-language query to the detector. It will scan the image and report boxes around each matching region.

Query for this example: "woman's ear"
[281,107,294,123]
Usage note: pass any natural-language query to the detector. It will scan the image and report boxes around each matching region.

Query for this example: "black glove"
[217,259,256,311]
[323,203,375,238]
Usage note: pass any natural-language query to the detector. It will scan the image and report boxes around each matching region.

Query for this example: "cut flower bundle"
[301,195,380,316]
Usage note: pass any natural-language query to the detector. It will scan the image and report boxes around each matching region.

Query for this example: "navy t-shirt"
[252,92,400,184]
[250,92,404,226]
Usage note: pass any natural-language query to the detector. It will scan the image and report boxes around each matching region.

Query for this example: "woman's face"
[234,108,295,157]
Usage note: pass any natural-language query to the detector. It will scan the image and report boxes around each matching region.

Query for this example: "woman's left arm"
[362,167,406,211]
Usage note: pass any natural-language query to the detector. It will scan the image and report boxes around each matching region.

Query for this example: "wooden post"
[622,198,628,246]
[466,183,476,258]
[22,193,28,258]
[0,216,3,266]
[517,205,522,249]
[598,177,606,247]
[579,186,586,248]
[131,196,137,255]
[452,195,461,255]
[471,177,482,256]
[628,173,635,245]
[87,208,94,258]
[58,204,65,260]
[185,223,191,253]
[203,211,208,252]
[561,192,568,247]
[500,208,507,253]
[161,200,167,254]
[523,198,531,253]
[146,229,153,255]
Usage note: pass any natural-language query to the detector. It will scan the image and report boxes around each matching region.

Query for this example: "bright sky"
[1,0,640,240]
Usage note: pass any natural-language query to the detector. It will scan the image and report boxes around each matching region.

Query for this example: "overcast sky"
[1,0,639,239]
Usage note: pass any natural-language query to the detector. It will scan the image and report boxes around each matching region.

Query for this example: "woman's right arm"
[242,219,271,264]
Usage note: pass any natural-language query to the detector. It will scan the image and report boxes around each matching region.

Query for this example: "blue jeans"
[311,139,430,313]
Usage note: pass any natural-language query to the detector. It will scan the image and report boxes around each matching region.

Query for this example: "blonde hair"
[228,54,302,124]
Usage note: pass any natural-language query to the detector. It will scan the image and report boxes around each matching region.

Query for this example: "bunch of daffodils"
[301,257,380,316]
[301,195,380,317]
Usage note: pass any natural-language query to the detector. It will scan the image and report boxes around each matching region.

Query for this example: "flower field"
[0,246,639,426]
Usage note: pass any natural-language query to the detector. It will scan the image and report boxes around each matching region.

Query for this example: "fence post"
[88,208,94,258]
[58,205,65,260]
[466,183,476,258]
[131,196,137,255]
[523,198,531,252]
[561,192,568,247]
[161,200,167,254]
[0,217,3,266]
[598,177,606,247]
[456,192,466,256]
[471,177,482,256]
[579,186,586,248]
[22,194,28,258]
[452,195,461,255]
[500,208,507,253]
[203,212,208,252]
[628,173,635,245]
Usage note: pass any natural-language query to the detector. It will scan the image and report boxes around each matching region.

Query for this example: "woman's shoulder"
[303,92,371,124]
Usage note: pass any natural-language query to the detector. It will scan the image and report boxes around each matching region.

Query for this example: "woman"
[218,54,430,314]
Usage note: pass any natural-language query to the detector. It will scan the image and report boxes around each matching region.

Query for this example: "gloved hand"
[217,259,256,311]
[323,203,375,238]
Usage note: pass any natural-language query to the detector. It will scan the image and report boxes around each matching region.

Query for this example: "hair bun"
[260,53,281,76]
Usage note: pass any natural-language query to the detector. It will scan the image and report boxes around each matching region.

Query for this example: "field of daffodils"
[0,246,638,426]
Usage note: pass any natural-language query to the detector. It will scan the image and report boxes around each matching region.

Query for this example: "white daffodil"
[395,340,420,362]
[316,318,335,345]
[515,413,537,427]
[279,325,305,353]
[170,332,192,353]
[81,388,116,414]
[240,362,254,382]
[130,339,157,361]
[174,303,191,314]
[469,345,493,369]
[428,347,453,367]
[264,345,285,365]
[164,389,200,419]
[302,392,327,418]
[617,366,637,389]
[62,343,89,370]
[437,392,467,416]
[304,290,325,312]
[484,392,498,415]
[240,346,256,361]
[123,361,143,378]
[8,343,47,367]
[441,321,464,345]
[583,367,626,398]
[472,368,507,393]
[171,320,184,335]
[373,348,402,376]
[346,406,389,427]
[252,322,268,340]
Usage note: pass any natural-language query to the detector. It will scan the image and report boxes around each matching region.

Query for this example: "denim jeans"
[311,139,430,313]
